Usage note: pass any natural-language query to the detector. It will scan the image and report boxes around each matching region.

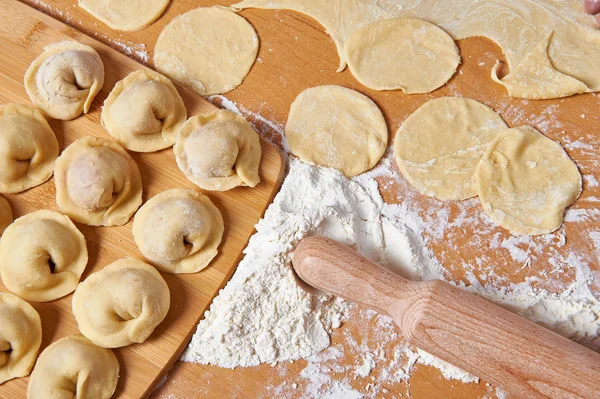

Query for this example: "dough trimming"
[0,210,88,302]
[79,0,170,31]
[0,195,12,235]
[133,188,224,274]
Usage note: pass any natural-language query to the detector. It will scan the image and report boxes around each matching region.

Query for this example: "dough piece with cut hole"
[174,110,261,191]
[79,0,170,31]
[0,292,42,384]
[285,85,387,177]
[133,188,224,274]
[394,97,507,200]
[0,104,59,194]
[0,196,12,235]
[24,41,104,120]
[72,258,170,348]
[475,126,581,235]
[0,210,88,302]
[101,69,187,152]
[154,6,259,95]
[55,136,143,226]
[344,18,459,93]
[27,335,118,399]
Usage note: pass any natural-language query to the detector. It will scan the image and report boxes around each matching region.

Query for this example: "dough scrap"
[79,0,170,31]
[0,292,42,384]
[0,210,88,302]
[394,97,508,200]
[233,0,600,99]
[0,196,11,235]
[55,136,143,226]
[344,18,459,93]
[0,104,59,194]
[133,188,224,274]
[102,69,187,152]
[27,335,119,399]
[285,85,388,177]
[475,126,581,235]
[24,41,104,120]
[174,110,261,191]
[72,258,170,348]
[154,6,259,95]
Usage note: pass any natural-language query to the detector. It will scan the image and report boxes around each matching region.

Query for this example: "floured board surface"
[0,1,284,398]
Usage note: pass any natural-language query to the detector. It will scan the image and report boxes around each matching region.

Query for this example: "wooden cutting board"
[0,1,284,398]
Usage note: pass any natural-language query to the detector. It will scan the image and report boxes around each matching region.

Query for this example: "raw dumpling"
[101,70,187,152]
[24,41,104,120]
[55,136,143,226]
[133,188,224,274]
[0,292,42,384]
[174,110,261,191]
[0,210,88,302]
[0,196,12,235]
[0,103,59,193]
[72,258,170,348]
[79,0,170,31]
[27,335,119,399]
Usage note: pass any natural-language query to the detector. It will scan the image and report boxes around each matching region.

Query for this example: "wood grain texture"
[18,1,600,398]
[0,1,284,398]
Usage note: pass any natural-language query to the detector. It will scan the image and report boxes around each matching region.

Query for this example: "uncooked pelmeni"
[102,69,187,152]
[174,110,261,191]
[0,293,42,384]
[344,18,459,93]
[24,41,104,120]
[27,335,119,399]
[133,189,224,273]
[475,126,582,235]
[79,0,170,31]
[285,85,387,177]
[72,258,170,348]
[0,104,59,194]
[0,210,88,302]
[154,6,259,95]
[394,97,508,200]
[0,195,12,235]
[55,136,143,226]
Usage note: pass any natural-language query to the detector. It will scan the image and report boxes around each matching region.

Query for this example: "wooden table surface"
[19,1,600,398]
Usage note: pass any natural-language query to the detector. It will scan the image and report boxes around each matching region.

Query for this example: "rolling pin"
[292,236,600,399]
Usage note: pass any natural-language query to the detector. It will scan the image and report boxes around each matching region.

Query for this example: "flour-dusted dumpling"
[27,335,119,399]
[174,110,261,191]
[0,293,42,384]
[0,104,59,194]
[133,188,224,274]
[24,41,104,120]
[79,0,170,31]
[101,70,187,152]
[72,259,170,348]
[55,136,143,226]
[0,210,88,302]
[0,196,12,235]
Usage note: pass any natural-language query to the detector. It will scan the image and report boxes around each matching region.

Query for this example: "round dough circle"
[27,335,119,399]
[72,258,171,348]
[55,136,143,226]
[285,85,388,177]
[475,126,582,235]
[0,195,13,235]
[154,6,259,95]
[24,41,104,120]
[394,97,508,200]
[79,0,170,31]
[0,292,42,384]
[0,104,59,194]
[0,210,88,302]
[343,18,460,93]
[133,188,224,274]
[174,110,262,191]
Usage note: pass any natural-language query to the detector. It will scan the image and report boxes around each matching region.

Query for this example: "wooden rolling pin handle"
[292,236,600,399]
